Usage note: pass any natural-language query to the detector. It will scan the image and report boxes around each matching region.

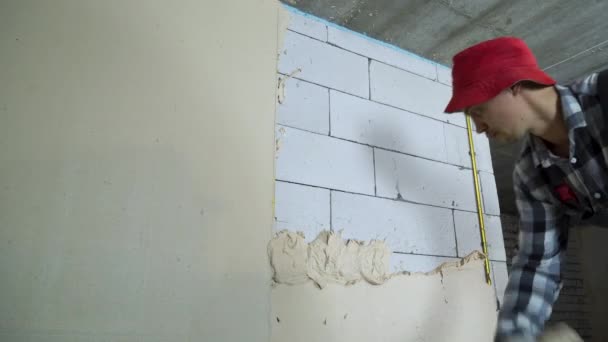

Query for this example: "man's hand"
[496,323,582,342]
[539,323,583,342]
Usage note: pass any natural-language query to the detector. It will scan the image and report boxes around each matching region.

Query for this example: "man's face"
[465,88,529,143]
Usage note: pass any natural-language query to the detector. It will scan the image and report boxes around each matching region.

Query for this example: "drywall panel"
[0,1,280,341]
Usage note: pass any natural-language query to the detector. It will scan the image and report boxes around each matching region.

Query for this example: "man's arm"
[495,171,571,341]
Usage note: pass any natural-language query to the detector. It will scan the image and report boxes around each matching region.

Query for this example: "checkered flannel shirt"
[496,72,606,341]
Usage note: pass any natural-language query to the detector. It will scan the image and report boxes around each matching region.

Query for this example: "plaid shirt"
[496,72,606,341]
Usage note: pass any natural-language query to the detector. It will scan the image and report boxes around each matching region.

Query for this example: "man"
[444,37,607,341]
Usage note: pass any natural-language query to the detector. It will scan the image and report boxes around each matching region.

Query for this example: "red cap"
[444,37,555,113]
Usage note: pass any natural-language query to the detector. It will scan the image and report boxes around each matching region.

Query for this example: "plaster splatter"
[268,230,486,288]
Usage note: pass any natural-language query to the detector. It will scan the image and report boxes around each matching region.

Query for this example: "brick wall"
[274,7,508,307]
[500,214,593,340]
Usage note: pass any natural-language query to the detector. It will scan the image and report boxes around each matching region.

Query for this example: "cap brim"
[444,68,556,114]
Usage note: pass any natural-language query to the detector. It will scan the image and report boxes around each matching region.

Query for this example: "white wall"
[0,1,280,341]
[274,8,508,306]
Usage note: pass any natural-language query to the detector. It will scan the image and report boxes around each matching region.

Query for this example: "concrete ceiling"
[285,0,608,215]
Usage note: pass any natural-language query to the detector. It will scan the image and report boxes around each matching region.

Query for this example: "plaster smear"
[270,230,497,342]
[268,230,391,288]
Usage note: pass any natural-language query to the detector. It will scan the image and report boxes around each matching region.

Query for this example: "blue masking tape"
[282,3,451,70]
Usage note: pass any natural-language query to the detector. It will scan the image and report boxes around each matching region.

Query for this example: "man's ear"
[510,82,524,96]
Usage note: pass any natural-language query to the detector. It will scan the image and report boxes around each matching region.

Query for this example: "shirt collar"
[529,84,587,168]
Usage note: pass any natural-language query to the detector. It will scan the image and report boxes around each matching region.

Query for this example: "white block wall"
[274,7,505,302]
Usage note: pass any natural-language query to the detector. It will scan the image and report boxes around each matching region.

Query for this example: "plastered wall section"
[274,7,508,306]
[0,1,280,341]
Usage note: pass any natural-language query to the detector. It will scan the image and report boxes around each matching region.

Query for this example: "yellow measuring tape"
[465,116,492,285]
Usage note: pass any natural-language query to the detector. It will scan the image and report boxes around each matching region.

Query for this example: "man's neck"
[528,87,569,154]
